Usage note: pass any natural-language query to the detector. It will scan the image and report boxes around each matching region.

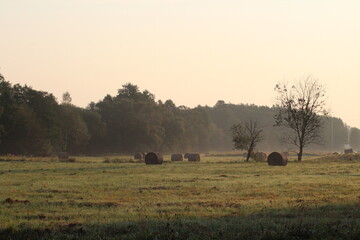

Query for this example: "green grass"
[0,154,360,239]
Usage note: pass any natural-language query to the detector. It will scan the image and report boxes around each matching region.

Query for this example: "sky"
[1,0,360,128]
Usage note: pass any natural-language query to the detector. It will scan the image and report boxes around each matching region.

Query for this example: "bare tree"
[231,120,263,162]
[274,76,328,162]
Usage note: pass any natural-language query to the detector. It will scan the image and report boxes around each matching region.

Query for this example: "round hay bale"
[267,152,288,166]
[134,152,144,160]
[171,154,183,161]
[188,153,200,162]
[145,152,163,165]
[344,149,353,154]
[184,153,190,159]
[254,152,267,162]
[58,152,69,160]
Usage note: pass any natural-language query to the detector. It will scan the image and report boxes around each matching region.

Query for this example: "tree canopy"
[274,77,328,161]
[231,120,263,161]
[0,73,358,156]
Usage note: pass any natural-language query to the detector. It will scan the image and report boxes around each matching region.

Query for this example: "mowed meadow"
[1,154,360,240]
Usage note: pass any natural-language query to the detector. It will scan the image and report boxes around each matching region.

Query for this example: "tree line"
[0,73,359,156]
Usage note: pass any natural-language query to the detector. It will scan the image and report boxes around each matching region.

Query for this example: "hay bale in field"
[253,152,267,162]
[267,152,288,166]
[134,152,144,160]
[171,154,183,161]
[58,152,69,160]
[187,153,200,162]
[344,149,353,154]
[184,153,190,159]
[145,152,163,165]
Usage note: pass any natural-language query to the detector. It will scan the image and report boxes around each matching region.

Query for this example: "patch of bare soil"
[3,198,30,205]
[139,186,181,191]
[77,201,120,207]
[158,201,242,208]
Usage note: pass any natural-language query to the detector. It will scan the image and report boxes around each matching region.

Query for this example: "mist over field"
[2,1,360,239]
[0,77,359,156]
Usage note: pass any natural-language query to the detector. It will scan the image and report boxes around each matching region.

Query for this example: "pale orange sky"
[1,0,360,127]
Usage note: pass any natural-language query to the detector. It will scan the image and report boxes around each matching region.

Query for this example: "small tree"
[62,91,72,105]
[60,92,90,153]
[274,76,328,162]
[231,120,263,161]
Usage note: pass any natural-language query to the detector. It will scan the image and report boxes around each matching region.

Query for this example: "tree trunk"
[298,146,303,162]
[246,149,252,162]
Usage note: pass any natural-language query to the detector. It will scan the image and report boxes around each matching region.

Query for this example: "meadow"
[0,154,360,240]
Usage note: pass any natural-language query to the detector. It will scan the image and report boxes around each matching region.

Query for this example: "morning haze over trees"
[0,73,358,156]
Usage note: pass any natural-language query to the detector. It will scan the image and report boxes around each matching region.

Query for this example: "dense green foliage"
[0,74,359,155]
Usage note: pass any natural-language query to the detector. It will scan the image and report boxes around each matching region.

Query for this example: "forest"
[0,73,359,156]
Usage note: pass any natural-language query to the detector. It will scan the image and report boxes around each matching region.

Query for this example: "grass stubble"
[0,154,359,239]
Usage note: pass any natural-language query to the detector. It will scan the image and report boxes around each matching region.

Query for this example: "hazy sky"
[1,0,360,127]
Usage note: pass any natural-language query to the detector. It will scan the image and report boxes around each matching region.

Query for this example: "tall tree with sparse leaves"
[274,76,328,162]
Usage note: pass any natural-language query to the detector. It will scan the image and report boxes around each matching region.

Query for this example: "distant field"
[0,154,360,240]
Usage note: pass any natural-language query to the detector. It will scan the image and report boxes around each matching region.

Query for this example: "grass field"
[0,154,360,239]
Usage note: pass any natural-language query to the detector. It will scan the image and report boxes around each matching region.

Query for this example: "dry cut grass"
[0,154,359,239]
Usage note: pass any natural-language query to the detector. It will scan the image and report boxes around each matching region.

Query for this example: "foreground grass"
[0,154,359,239]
